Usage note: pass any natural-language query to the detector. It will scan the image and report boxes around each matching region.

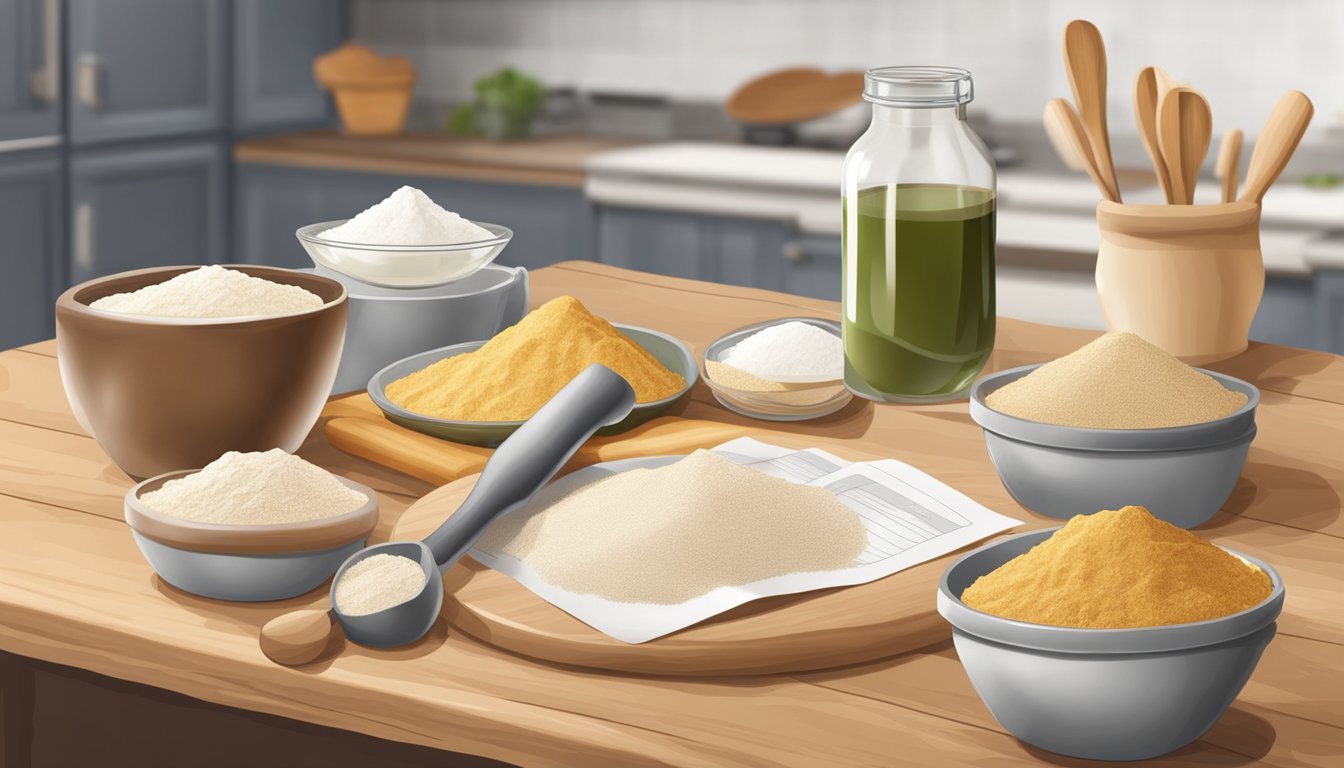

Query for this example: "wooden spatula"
[1064,20,1120,203]
[1216,129,1244,203]
[1044,99,1119,202]
[1241,91,1314,205]
[1157,86,1212,205]
[1135,67,1175,203]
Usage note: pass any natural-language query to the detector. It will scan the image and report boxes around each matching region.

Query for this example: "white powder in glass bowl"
[322,186,494,246]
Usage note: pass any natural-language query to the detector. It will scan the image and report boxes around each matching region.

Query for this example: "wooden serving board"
[327,395,1001,676]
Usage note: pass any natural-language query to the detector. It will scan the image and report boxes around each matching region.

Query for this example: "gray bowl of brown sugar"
[969,364,1259,528]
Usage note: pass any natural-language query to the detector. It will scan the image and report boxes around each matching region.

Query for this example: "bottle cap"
[864,66,973,108]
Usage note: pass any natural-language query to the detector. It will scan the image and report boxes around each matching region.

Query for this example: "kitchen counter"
[234,131,639,188]
[586,142,1344,276]
[1,263,1341,766]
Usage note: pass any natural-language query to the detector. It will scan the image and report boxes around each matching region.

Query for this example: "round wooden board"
[388,473,959,677]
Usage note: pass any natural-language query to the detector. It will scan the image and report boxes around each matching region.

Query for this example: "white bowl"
[296,219,513,288]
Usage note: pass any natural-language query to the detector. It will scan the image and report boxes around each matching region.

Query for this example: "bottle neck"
[871,103,966,127]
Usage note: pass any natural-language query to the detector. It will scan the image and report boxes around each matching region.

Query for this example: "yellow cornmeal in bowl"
[960,506,1273,628]
[985,332,1248,429]
[385,295,685,422]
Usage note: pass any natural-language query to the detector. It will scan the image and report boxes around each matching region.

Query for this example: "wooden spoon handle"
[1135,67,1174,204]
[1044,99,1118,202]
[1241,91,1314,204]
[1063,19,1120,203]
[1216,129,1244,204]
[260,608,336,666]
[1157,87,1212,205]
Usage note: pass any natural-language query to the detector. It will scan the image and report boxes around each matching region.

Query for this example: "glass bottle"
[841,66,996,402]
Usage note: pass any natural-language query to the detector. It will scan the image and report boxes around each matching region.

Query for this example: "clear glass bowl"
[702,317,853,421]
[295,219,513,288]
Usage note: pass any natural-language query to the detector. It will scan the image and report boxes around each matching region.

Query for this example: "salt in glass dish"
[702,317,852,421]
[296,219,513,288]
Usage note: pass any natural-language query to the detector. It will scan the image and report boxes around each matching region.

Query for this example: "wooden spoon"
[1216,129,1244,203]
[1135,67,1175,203]
[1044,99,1118,202]
[1043,99,1089,171]
[1063,20,1121,202]
[1241,91,1314,204]
[260,609,336,665]
[1156,87,1212,205]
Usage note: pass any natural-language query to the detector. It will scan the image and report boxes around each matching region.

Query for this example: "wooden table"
[1,263,1339,767]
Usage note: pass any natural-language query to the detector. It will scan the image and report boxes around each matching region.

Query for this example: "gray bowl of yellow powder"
[369,301,696,447]
[938,510,1283,761]
[969,333,1260,528]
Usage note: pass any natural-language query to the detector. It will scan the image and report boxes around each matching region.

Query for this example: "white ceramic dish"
[296,219,513,288]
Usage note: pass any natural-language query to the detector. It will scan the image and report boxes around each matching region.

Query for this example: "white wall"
[351,0,1343,141]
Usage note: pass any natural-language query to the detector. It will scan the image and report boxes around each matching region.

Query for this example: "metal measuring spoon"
[259,364,637,665]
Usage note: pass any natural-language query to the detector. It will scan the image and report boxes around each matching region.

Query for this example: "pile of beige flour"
[140,449,367,525]
[91,265,323,318]
[477,450,868,605]
[985,332,1248,429]
[333,554,427,616]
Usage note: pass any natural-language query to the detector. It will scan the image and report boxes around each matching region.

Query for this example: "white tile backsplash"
[349,0,1344,140]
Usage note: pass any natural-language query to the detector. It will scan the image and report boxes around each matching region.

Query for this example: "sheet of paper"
[471,438,1022,644]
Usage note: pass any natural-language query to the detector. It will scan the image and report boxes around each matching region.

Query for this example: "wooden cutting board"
[320,393,762,486]
[324,396,1002,676]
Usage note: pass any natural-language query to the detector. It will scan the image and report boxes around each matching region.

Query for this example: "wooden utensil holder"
[1095,200,1263,364]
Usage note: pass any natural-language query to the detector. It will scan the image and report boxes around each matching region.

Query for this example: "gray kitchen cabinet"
[1315,270,1344,355]
[595,205,844,300]
[1250,276,1316,350]
[234,163,594,270]
[69,140,227,282]
[232,0,343,134]
[0,0,60,144]
[777,234,841,300]
[67,0,227,145]
[0,148,63,347]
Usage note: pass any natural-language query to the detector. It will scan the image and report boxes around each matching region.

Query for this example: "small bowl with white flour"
[124,449,380,601]
[702,318,852,421]
[297,186,513,288]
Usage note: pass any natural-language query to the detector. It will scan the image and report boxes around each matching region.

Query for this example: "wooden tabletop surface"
[233,131,638,188]
[0,262,1339,767]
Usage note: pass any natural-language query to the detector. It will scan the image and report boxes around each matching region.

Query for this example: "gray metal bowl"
[302,265,528,394]
[125,472,380,602]
[969,365,1260,528]
[938,528,1283,761]
[368,324,697,447]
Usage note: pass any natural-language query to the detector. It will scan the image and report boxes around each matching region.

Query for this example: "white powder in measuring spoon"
[720,321,844,381]
[477,450,867,604]
[333,554,428,616]
[139,449,368,525]
[90,265,324,318]
[322,185,494,245]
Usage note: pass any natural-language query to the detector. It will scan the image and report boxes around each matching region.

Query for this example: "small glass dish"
[296,219,513,288]
[702,317,852,421]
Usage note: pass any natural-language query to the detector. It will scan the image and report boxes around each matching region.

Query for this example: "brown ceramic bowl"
[56,265,348,479]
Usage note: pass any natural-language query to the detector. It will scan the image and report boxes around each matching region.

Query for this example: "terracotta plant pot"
[314,43,416,136]
[1095,201,1264,365]
[56,266,347,479]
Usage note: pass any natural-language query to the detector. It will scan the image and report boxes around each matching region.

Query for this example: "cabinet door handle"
[77,55,101,110]
[28,0,60,103]
[783,241,807,263]
[75,203,95,274]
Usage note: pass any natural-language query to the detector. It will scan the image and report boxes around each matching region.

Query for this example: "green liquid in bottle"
[842,184,996,400]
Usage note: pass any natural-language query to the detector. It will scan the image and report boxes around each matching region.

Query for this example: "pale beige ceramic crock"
[1095,200,1263,365]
